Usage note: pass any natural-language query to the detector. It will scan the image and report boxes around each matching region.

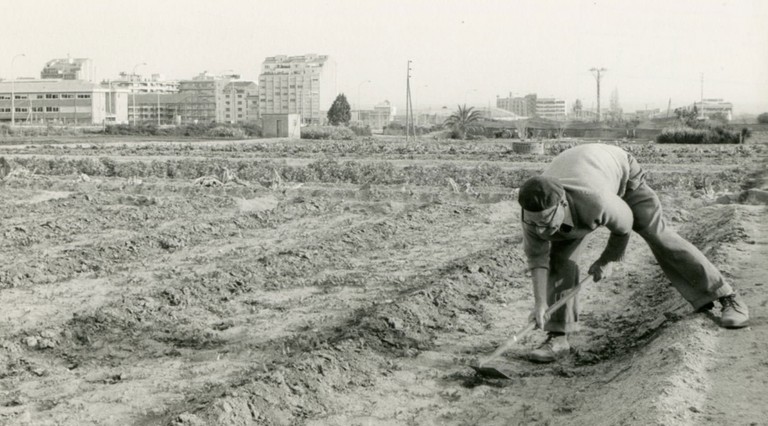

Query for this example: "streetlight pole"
[10,53,26,127]
[132,62,146,126]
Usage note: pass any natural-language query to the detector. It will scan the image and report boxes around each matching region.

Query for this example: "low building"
[262,113,300,138]
[693,98,733,121]
[354,100,396,129]
[0,79,129,125]
[104,72,179,94]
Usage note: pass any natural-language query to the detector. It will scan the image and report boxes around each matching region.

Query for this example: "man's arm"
[531,267,549,328]
[591,194,634,280]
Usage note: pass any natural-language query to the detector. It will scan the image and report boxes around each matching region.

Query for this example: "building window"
[46,106,59,112]
[0,108,10,112]
[77,94,91,99]
[36,95,45,99]
[32,107,43,112]
[14,95,28,100]
[45,94,59,99]
[15,107,28,112]
[0,95,9,100]
[61,94,75,99]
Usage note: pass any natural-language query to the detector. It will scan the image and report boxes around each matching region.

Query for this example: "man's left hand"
[588,260,612,282]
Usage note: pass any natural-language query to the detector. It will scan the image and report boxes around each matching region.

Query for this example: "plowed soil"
[0,137,765,425]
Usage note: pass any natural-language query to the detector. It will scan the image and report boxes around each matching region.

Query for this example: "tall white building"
[258,54,337,125]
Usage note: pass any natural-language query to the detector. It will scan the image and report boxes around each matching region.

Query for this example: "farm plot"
[0,137,766,425]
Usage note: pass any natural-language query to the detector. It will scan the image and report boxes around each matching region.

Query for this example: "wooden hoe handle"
[478,274,593,366]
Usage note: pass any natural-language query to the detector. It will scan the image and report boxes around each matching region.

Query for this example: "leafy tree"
[708,112,729,124]
[572,99,583,113]
[444,104,482,139]
[327,94,351,126]
[675,105,701,128]
[758,112,768,124]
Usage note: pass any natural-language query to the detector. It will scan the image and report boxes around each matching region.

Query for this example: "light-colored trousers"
[545,182,733,333]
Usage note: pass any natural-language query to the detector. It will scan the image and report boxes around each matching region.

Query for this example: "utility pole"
[589,67,606,122]
[405,60,413,142]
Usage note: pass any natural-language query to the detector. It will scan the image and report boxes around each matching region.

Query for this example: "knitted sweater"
[523,144,643,270]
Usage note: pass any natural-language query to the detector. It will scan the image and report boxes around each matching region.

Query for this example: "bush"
[349,123,372,137]
[301,126,355,140]
[206,126,246,138]
[656,126,744,144]
[758,113,768,124]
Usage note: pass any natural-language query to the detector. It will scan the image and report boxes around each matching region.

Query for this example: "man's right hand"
[529,303,550,329]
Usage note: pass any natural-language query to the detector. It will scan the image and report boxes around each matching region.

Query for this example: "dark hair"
[518,176,565,212]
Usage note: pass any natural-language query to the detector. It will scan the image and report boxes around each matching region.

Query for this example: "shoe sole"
[722,320,749,329]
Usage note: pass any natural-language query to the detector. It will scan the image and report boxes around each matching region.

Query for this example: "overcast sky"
[2,0,766,114]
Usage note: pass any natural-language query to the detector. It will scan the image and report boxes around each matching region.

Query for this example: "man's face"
[522,202,565,237]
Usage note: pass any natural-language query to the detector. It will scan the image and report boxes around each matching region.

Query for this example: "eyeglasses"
[522,203,560,228]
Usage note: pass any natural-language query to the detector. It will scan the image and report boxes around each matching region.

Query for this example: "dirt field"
[0,136,766,425]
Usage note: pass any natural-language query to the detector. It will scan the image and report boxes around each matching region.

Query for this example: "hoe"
[471,274,593,379]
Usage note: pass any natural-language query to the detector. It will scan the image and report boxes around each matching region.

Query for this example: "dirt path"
[683,205,768,425]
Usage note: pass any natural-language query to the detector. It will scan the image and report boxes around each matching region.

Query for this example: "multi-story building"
[173,72,235,124]
[693,98,733,121]
[535,97,567,120]
[128,75,260,125]
[0,79,128,125]
[258,54,337,125]
[40,57,94,81]
[223,81,259,123]
[497,93,537,117]
[130,93,183,125]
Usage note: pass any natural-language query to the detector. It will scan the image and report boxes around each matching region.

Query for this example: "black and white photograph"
[0,0,766,424]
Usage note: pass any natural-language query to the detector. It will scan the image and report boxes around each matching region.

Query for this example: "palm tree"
[444,104,482,139]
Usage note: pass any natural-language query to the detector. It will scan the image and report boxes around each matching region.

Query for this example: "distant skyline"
[2,0,766,114]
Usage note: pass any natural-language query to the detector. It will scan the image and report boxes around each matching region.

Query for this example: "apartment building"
[40,57,94,81]
[130,93,184,125]
[174,72,235,124]
[496,93,537,117]
[536,97,567,120]
[223,81,259,123]
[0,79,128,125]
[258,54,337,125]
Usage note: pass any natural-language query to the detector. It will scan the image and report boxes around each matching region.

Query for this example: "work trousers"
[545,182,733,333]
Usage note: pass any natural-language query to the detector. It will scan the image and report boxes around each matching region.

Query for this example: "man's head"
[518,176,565,212]
[518,176,566,236]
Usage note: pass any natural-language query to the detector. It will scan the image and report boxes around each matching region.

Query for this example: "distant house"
[262,113,301,138]
[693,99,733,121]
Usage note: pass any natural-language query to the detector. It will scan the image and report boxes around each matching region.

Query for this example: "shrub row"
[100,122,261,138]
[300,126,355,140]
[656,126,747,144]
